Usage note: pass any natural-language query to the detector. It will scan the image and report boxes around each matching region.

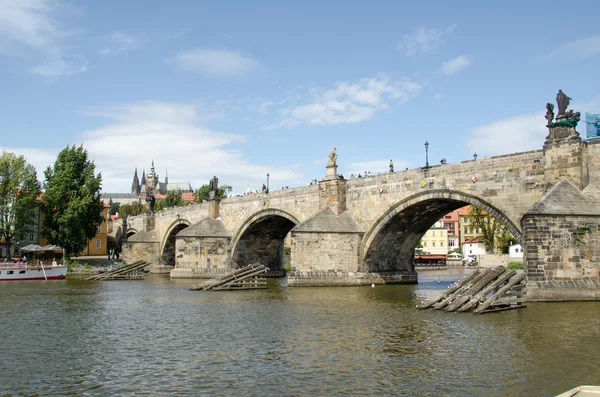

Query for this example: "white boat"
[0,263,67,281]
[555,386,600,396]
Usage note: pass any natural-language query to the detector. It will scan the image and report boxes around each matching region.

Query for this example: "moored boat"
[0,263,67,281]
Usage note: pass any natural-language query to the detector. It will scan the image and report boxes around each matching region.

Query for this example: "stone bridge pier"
[122,111,600,300]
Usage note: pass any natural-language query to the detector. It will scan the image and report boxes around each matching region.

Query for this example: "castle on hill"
[131,160,193,196]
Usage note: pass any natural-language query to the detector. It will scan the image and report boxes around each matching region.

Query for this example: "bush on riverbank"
[508,262,523,269]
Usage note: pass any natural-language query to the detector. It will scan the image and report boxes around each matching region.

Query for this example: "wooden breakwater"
[190,263,268,291]
[418,266,527,314]
[85,261,148,280]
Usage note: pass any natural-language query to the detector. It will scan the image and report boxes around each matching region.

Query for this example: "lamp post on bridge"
[266,173,270,194]
[424,141,429,168]
[473,152,478,160]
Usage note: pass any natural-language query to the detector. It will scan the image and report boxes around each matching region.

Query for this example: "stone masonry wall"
[291,232,361,272]
[522,214,600,282]
[122,241,160,266]
[544,139,586,190]
[175,236,231,270]
[345,150,546,233]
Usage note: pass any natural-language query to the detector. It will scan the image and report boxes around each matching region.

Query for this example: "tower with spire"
[131,167,140,195]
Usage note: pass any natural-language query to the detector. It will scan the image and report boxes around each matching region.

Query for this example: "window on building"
[29,233,33,241]
[96,225,101,234]
[449,240,455,247]
[423,242,427,247]
[96,239,101,249]
[440,241,444,247]
[432,242,436,247]
[432,231,436,237]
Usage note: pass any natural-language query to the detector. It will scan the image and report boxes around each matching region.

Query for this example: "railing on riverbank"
[190,263,268,291]
[85,260,148,280]
[418,266,527,314]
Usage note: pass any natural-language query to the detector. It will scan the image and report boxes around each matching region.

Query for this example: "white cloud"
[166,49,261,77]
[275,76,421,128]
[466,98,600,156]
[439,55,471,75]
[345,159,410,176]
[0,0,86,77]
[98,31,137,55]
[3,101,304,193]
[75,101,302,193]
[536,35,600,62]
[398,25,457,56]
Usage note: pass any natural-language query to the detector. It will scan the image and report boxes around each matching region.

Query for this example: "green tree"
[468,206,515,253]
[108,198,120,216]
[496,230,515,254]
[162,190,186,209]
[120,201,146,217]
[0,152,41,259]
[42,145,104,258]
[193,184,232,202]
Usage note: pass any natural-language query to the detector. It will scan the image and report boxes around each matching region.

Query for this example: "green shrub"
[283,264,291,272]
[508,262,523,269]
[284,246,291,255]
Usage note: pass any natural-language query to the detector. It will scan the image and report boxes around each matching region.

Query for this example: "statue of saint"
[556,89,571,116]
[389,159,394,173]
[209,176,219,192]
[145,195,155,212]
[328,147,337,166]
[545,103,555,125]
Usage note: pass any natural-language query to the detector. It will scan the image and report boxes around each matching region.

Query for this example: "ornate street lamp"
[424,141,429,168]
[473,152,478,160]
[266,173,270,194]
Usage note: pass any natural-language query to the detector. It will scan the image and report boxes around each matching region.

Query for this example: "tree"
[109,199,120,216]
[496,230,515,254]
[42,145,104,258]
[467,206,515,253]
[120,201,146,217]
[156,190,186,211]
[0,152,41,259]
[193,184,232,202]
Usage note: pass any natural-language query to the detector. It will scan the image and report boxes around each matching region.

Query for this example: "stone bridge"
[122,121,600,300]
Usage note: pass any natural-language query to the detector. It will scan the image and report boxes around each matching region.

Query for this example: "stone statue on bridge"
[545,103,554,126]
[328,147,337,166]
[556,89,571,116]
[210,176,219,192]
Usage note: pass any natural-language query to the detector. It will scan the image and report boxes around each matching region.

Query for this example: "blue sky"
[1,0,599,194]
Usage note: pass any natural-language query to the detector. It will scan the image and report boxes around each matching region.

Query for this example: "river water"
[1,269,598,396]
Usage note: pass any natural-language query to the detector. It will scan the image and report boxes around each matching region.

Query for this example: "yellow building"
[458,205,482,247]
[79,204,110,256]
[420,221,448,255]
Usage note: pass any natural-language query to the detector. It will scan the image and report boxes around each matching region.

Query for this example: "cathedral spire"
[141,169,146,186]
[165,169,168,185]
[131,167,140,195]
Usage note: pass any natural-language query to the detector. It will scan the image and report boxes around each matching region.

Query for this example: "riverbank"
[66,255,122,275]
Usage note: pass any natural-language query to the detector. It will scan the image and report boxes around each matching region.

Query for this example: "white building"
[462,237,486,259]
[509,244,524,260]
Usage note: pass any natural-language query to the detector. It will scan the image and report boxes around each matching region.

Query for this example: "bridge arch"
[361,190,521,272]
[231,209,300,271]
[159,218,192,267]
[126,228,138,239]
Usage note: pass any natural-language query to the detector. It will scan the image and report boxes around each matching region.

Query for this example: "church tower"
[131,167,140,195]
[141,169,146,187]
